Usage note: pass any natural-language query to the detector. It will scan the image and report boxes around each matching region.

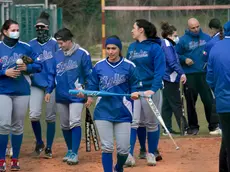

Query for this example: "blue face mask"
[9,31,20,39]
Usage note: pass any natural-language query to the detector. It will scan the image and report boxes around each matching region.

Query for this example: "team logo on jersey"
[100,73,127,90]
[1,53,22,68]
[129,50,148,59]
[188,40,207,50]
[37,50,53,62]
[56,60,78,76]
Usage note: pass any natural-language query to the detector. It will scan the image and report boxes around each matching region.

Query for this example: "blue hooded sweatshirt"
[206,21,230,113]
[88,57,139,122]
[51,47,92,104]
[0,41,42,96]
[161,38,184,83]
[29,38,59,93]
[126,38,165,92]
[176,29,211,74]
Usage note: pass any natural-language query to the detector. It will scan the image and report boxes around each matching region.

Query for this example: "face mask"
[9,32,20,39]
[173,36,179,44]
[36,29,50,44]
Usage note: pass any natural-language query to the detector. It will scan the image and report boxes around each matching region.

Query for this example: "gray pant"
[95,120,130,154]
[131,90,163,132]
[29,86,56,122]
[57,103,83,130]
[0,95,29,135]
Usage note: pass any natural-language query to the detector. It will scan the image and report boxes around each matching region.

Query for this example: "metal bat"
[86,108,100,151]
[85,108,91,152]
[87,108,100,151]
[69,90,132,97]
[180,81,186,136]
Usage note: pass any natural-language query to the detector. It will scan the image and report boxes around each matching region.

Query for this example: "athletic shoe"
[63,150,72,162]
[124,154,135,167]
[154,150,162,161]
[146,153,156,166]
[209,127,222,135]
[10,158,20,171]
[187,128,199,135]
[44,147,52,159]
[162,130,180,136]
[138,149,146,159]
[67,152,79,165]
[33,142,45,157]
[0,159,6,172]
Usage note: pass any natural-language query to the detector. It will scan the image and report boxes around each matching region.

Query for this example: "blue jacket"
[52,47,92,104]
[161,38,184,83]
[29,38,59,93]
[206,21,230,113]
[203,32,222,64]
[126,38,165,92]
[88,57,139,122]
[176,29,211,74]
[0,41,42,96]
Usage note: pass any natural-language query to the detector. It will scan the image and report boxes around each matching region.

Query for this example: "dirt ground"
[5,137,221,172]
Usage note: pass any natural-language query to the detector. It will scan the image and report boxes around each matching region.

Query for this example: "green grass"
[23,96,211,140]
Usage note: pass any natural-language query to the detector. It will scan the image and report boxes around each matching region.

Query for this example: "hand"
[77,92,85,98]
[5,67,21,78]
[144,90,155,97]
[131,92,140,100]
[85,97,94,108]
[185,58,194,66]
[17,63,27,71]
[44,93,51,103]
[180,74,187,84]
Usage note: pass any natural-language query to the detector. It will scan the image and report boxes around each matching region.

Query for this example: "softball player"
[0,19,42,171]
[29,11,59,158]
[45,28,93,165]
[125,19,165,166]
[82,35,139,172]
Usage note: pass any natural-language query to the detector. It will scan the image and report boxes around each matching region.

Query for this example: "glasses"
[35,25,46,30]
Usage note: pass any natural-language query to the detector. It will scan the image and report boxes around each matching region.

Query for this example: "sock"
[11,134,23,159]
[46,122,56,149]
[0,134,8,159]
[147,129,160,154]
[130,128,137,156]
[31,121,43,145]
[115,154,128,172]
[102,152,113,172]
[62,129,72,150]
[72,126,81,154]
[137,127,146,152]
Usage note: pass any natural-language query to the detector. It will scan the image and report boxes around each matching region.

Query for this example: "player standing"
[45,28,93,165]
[0,19,42,171]
[81,35,139,172]
[125,19,165,166]
[29,11,59,158]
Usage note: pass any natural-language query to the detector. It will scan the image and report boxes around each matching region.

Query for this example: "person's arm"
[175,39,187,64]
[82,52,93,90]
[206,49,215,91]
[151,46,166,92]
[46,58,56,94]
[164,46,184,76]
[128,64,139,93]
[26,46,42,73]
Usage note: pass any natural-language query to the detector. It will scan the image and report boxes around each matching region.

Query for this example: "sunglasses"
[35,25,47,30]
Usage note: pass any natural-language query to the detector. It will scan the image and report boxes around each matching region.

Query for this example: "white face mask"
[173,36,179,44]
[9,31,20,39]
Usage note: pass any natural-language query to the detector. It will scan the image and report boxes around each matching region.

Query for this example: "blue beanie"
[105,37,122,50]
[224,21,230,36]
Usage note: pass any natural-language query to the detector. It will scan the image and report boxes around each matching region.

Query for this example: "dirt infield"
[5,137,221,172]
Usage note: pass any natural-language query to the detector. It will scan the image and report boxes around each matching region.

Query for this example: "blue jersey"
[0,41,42,96]
[126,38,165,92]
[161,38,184,83]
[88,57,139,122]
[53,47,92,103]
[29,38,59,93]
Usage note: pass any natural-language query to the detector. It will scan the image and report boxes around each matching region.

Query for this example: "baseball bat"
[69,90,132,97]
[86,108,100,151]
[180,81,186,136]
[85,108,91,152]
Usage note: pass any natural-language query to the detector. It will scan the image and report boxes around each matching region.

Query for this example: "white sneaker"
[209,127,222,135]
[125,154,135,167]
[146,153,156,166]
